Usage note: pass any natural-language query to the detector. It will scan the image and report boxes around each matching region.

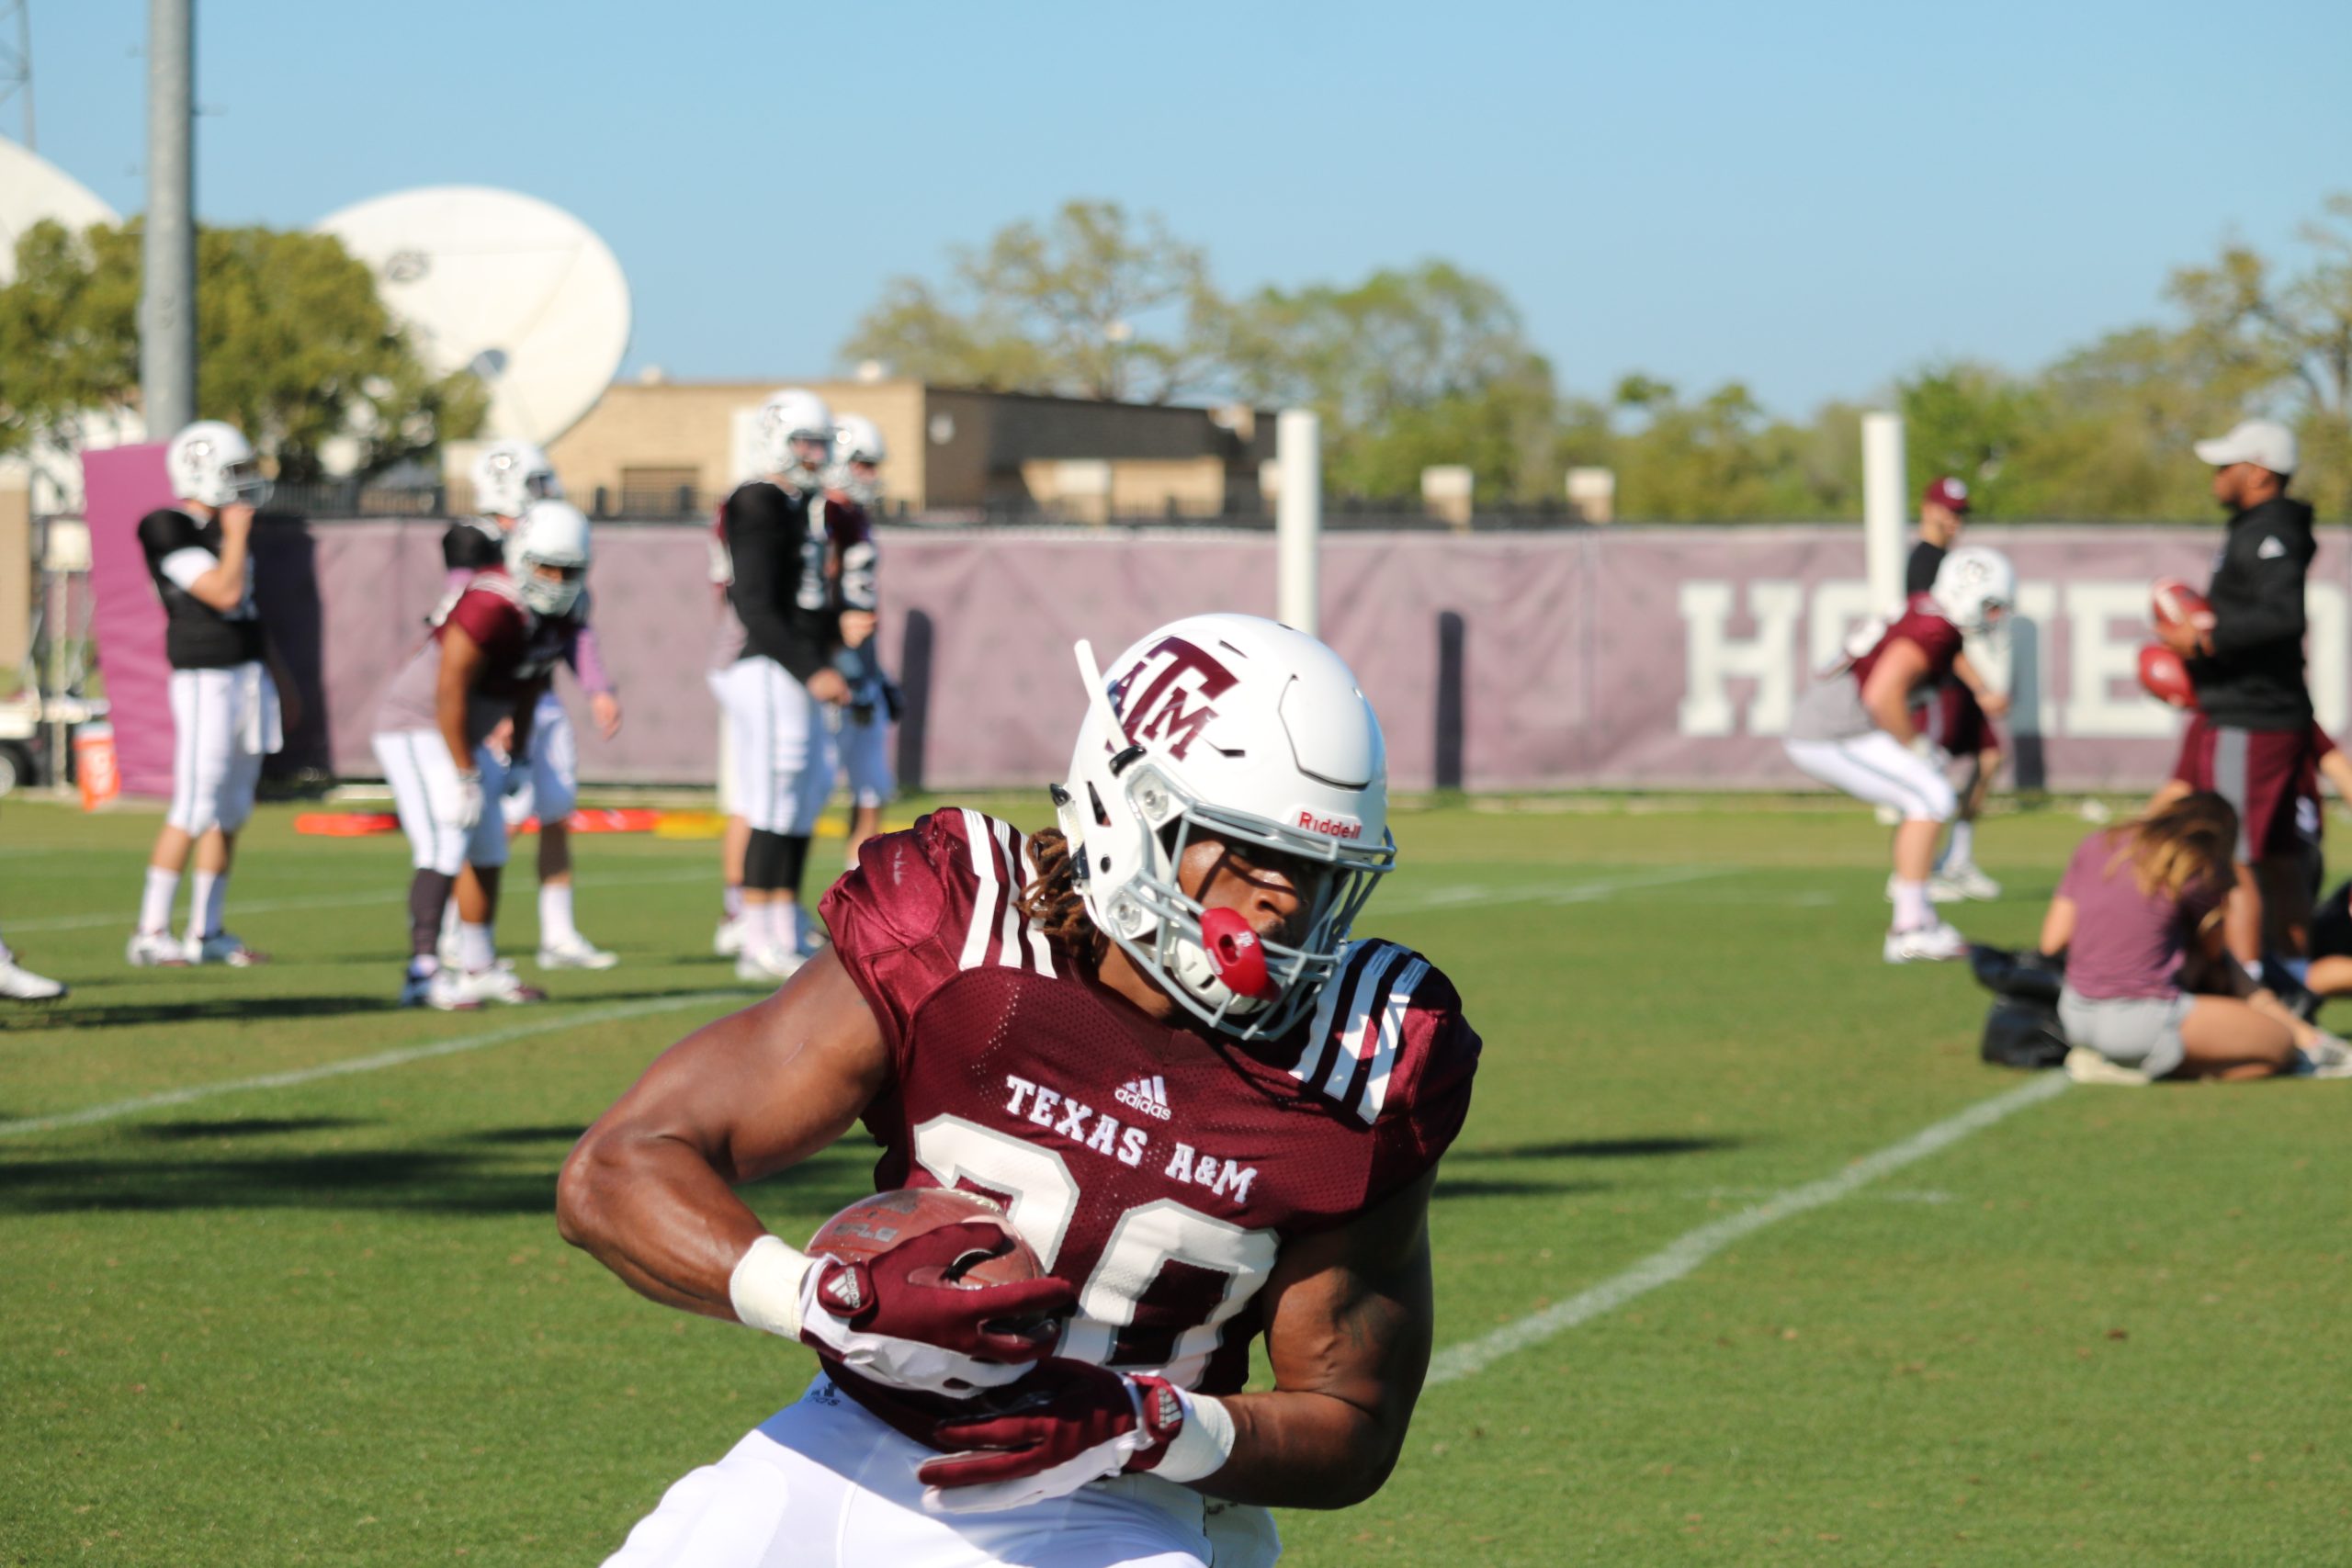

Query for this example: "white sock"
[440,897,460,947]
[766,899,798,953]
[408,953,439,979]
[539,881,579,946]
[723,885,744,919]
[1892,880,1933,931]
[140,866,180,935]
[1941,820,1975,869]
[187,872,219,942]
[459,921,496,973]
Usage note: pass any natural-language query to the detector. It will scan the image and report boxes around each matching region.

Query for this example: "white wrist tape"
[1154,1389,1237,1483]
[729,1234,815,1339]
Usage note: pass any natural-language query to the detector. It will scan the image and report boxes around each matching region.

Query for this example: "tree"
[841,200,1225,403]
[0,218,485,478]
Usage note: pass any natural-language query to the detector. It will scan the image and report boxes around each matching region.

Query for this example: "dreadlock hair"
[1020,827,1107,966]
[2107,790,2239,904]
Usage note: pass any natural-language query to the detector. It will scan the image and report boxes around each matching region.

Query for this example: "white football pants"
[600,1376,1277,1568]
[500,689,579,829]
[165,663,281,835]
[1784,731,1957,823]
[709,656,835,834]
[372,729,511,875]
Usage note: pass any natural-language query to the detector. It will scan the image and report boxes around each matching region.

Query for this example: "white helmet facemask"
[1054,615,1396,1042]
[1929,544,2018,637]
[472,440,562,519]
[505,500,593,618]
[754,389,834,491]
[167,421,273,510]
[829,415,887,506]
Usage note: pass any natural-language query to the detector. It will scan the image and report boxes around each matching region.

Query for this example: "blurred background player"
[440,442,625,971]
[127,421,286,968]
[2154,418,2315,977]
[1785,545,2017,962]
[707,389,851,982]
[825,412,898,874]
[1906,477,2007,900]
[371,502,592,1009]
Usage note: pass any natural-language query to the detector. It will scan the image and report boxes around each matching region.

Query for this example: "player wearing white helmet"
[1785,544,2017,963]
[562,613,1480,1568]
[442,443,625,971]
[128,421,288,968]
[707,389,849,980]
[822,412,899,875]
[371,501,591,1009]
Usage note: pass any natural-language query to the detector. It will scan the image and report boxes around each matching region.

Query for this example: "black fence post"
[1434,611,1466,792]
[896,608,934,794]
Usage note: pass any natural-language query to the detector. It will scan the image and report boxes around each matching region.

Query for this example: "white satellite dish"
[314,186,631,446]
[0,139,121,286]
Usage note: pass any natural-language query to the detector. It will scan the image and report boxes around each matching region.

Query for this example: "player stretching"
[562,614,1480,1568]
[826,412,899,871]
[1906,477,2007,900]
[1786,546,2017,962]
[370,502,591,1010]
[127,422,287,967]
[707,389,849,981]
[442,442,624,970]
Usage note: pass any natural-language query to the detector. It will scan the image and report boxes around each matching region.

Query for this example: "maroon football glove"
[918,1359,1188,1513]
[799,1222,1074,1396]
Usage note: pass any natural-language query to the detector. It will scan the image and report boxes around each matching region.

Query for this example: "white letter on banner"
[1679,581,1801,738]
[1807,580,1879,680]
[2064,582,2174,738]
[2309,585,2346,736]
[2008,581,2059,737]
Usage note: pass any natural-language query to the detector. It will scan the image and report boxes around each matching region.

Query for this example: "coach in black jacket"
[2158,418,2317,966]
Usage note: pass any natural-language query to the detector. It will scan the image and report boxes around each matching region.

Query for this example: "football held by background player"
[1905,477,2008,901]
[560,615,1481,1568]
[1784,546,2018,962]
[369,502,592,1010]
[127,422,291,968]
[706,389,850,982]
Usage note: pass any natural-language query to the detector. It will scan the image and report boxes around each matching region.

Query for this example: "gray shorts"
[2058,987,2191,1079]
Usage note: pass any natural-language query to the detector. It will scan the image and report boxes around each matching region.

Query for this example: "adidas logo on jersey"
[1114,1076,1173,1121]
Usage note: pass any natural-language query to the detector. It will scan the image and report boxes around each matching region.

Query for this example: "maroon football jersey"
[1850,592,1963,695]
[372,570,568,743]
[819,808,1479,1398]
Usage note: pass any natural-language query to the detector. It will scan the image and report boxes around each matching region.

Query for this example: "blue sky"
[28,0,2352,415]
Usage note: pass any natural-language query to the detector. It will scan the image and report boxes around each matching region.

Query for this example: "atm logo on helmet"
[1112,636,1239,761]
[1295,810,1363,840]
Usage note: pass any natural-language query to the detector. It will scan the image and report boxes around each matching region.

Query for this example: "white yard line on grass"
[1385,864,1734,915]
[1425,1072,2070,1385]
[7,868,712,934]
[0,990,741,1139]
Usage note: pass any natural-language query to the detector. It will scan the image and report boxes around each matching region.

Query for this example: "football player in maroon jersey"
[1784,546,2017,962]
[562,614,1480,1567]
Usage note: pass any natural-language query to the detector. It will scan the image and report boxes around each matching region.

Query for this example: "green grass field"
[5,795,2349,1566]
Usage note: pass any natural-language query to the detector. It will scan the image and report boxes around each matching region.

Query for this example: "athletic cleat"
[713,916,748,958]
[186,931,267,966]
[2302,1035,2352,1078]
[1883,920,1969,964]
[1929,861,2002,901]
[0,952,67,1001]
[2064,1046,2151,1086]
[734,943,804,985]
[401,966,477,1010]
[537,933,619,970]
[126,929,191,967]
[462,962,548,1006]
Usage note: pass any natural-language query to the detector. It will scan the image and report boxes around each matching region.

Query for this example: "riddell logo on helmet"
[1112,637,1238,761]
[1295,811,1363,840]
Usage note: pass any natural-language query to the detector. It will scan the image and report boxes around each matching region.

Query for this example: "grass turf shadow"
[0,993,398,1032]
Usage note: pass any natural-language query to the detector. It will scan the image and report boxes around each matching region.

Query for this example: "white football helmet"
[752,388,834,490]
[505,500,593,617]
[830,413,888,505]
[166,421,271,509]
[471,440,562,519]
[1929,545,2017,636]
[1056,614,1396,1042]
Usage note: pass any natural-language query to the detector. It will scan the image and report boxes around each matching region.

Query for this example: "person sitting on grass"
[2041,791,2349,1083]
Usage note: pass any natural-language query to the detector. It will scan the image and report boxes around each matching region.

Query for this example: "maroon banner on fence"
[82,446,175,799]
[82,516,2352,796]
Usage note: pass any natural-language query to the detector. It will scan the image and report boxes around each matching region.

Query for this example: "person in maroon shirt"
[561,615,1478,1567]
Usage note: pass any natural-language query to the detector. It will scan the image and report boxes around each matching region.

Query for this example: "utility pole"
[141,0,195,438]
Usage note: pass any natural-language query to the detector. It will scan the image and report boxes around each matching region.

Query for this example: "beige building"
[541,378,1275,521]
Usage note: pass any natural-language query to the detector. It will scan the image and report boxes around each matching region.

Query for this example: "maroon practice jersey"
[372,569,571,742]
[1851,593,1963,694]
[819,808,1479,1399]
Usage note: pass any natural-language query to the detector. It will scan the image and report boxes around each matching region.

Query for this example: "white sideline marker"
[0,990,741,1139]
[1425,1071,2070,1385]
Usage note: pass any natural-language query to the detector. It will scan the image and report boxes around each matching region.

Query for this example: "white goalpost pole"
[1276,409,1320,637]
[1861,412,1906,614]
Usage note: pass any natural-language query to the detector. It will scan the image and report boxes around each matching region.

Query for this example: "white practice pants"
[501,689,578,829]
[708,656,834,834]
[601,1376,1277,1568]
[1784,731,1957,822]
[165,663,281,835]
[372,729,511,875]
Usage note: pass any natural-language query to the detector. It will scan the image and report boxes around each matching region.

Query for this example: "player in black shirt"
[129,422,286,967]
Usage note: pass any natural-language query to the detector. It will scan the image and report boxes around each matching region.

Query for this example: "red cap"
[1923,477,1971,513]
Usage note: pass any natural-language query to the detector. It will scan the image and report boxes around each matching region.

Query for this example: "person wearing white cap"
[2154,417,2316,983]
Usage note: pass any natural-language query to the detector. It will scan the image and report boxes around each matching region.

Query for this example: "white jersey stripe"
[989,818,1031,973]
[1355,955,1429,1123]
[1290,942,1363,1086]
[957,807,1002,970]
[1320,944,1407,1102]
[1015,832,1057,977]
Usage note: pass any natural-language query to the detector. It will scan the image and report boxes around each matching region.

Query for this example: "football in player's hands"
[2151,578,2215,634]
[2138,643,2198,709]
